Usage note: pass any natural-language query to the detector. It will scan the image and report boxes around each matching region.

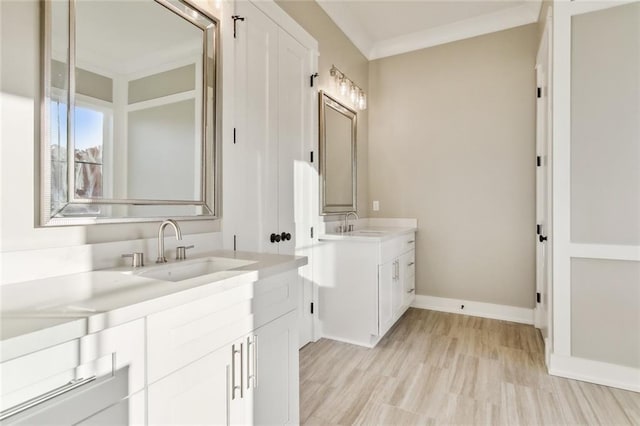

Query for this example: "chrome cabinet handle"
[0,376,97,421]
[255,335,258,388]
[231,343,243,400]
[246,335,258,390]
[253,335,258,389]
[407,288,415,294]
[408,262,414,266]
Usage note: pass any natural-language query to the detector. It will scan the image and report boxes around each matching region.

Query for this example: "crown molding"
[317,1,542,61]
[369,2,542,59]
[316,0,374,59]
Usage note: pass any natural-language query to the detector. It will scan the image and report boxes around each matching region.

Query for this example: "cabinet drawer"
[147,271,297,384]
[0,319,145,416]
[147,282,255,384]
[380,232,416,263]
[405,250,415,277]
[252,270,297,325]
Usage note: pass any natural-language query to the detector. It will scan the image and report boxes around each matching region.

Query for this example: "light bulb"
[357,91,367,110]
[350,85,358,103]
[339,78,349,96]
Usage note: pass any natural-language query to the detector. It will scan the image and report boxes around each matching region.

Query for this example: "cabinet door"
[378,261,394,336]
[253,311,299,426]
[148,345,232,425]
[392,259,405,320]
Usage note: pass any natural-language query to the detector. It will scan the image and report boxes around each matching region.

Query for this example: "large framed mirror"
[40,0,218,226]
[319,91,357,215]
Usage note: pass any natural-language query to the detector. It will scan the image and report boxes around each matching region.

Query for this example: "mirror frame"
[39,0,220,226]
[318,90,357,215]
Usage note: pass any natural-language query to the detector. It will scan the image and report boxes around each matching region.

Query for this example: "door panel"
[148,346,231,425]
[234,0,279,253]
[277,29,307,257]
[254,311,299,425]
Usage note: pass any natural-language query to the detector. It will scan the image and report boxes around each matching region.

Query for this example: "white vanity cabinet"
[317,228,417,347]
[146,270,299,425]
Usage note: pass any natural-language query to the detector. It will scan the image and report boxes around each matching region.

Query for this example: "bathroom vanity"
[0,251,306,425]
[316,219,417,347]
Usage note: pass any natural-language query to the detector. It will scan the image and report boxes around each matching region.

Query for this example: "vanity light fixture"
[329,65,367,110]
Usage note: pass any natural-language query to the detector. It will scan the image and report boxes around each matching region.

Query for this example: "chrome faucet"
[344,211,359,232]
[156,219,182,263]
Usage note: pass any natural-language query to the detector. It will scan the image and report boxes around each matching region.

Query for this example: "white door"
[534,12,552,354]
[552,0,640,381]
[234,0,279,254]
[276,27,316,347]
[233,0,317,348]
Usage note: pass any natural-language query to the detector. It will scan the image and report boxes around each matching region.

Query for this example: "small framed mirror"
[319,91,357,215]
[40,0,218,226]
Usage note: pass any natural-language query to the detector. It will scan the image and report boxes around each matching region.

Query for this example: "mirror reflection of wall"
[319,91,357,215]
[324,106,353,206]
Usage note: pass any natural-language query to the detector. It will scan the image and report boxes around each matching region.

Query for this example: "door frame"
[534,7,553,367]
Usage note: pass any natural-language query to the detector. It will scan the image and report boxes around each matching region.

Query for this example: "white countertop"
[318,226,416,242]
[0,250,307,362]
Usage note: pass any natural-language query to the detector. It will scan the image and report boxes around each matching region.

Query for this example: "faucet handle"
[122,252,144,268]
[176,245,195,260]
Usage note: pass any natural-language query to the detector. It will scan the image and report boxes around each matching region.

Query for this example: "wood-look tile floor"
[300,308,640,425]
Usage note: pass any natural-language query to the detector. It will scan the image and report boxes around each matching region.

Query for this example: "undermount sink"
[133,256,257,282]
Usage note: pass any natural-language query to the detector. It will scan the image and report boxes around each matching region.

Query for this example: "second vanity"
[0,250,306,425]
[316,219,417,348]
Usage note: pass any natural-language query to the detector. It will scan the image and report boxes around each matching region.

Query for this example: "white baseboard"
[412,295,534,325]
[550,354,640,392]
[320,333,376,349]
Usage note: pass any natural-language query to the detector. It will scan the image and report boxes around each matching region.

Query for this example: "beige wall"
[276,0,369,219]
[0,0,218,254]
[368,24,538,308]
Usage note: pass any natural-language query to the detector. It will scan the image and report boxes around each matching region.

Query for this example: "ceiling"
[316,0,542,60]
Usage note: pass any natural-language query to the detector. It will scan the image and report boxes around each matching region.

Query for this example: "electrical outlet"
[373,200,380,211]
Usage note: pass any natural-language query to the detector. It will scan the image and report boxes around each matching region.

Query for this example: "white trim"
[316,1,541,60]
[126,91,196,112]
[412,295,534,325]
[251,0,318,51]
[552,0,572,357]
[569,0,637,16]
[369,2,542,60]
[315,0,373,58]
[570,243,640,262]
[550,353,640,393]
[319,333,377,349]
